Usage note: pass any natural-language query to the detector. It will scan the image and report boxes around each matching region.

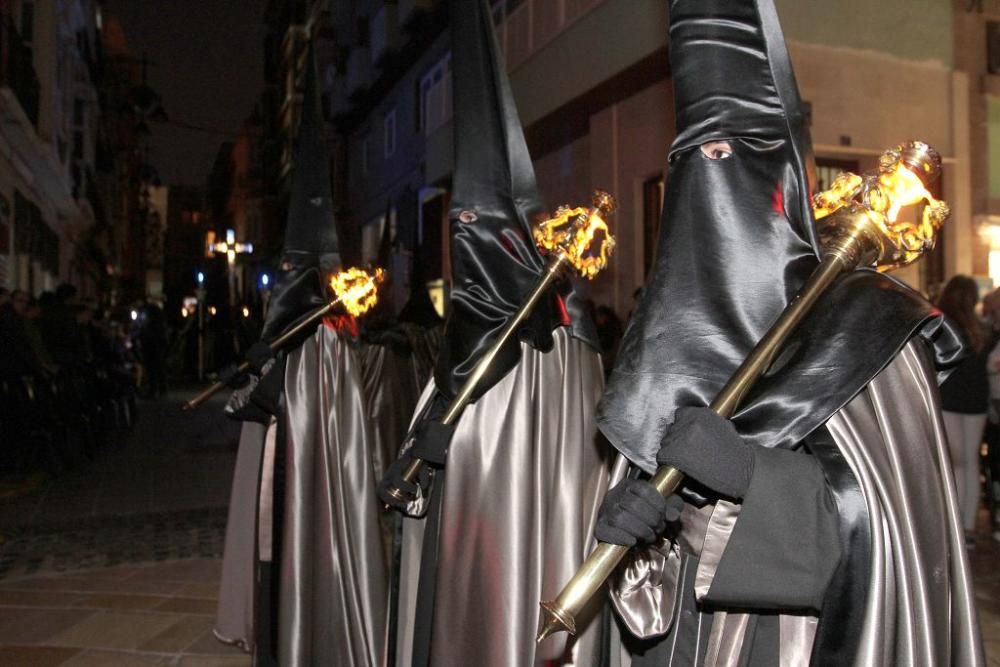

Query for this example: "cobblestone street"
[0,389,999,665]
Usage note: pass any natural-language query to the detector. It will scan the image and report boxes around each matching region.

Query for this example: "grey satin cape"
[214,325,389,666]
[607,340,985,666]
[393,327,614,666]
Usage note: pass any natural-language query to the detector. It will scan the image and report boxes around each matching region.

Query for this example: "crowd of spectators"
[0,284,140,478]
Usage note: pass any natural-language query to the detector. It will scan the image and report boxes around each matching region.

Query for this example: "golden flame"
[812,142,949,270]
[329,267,386,317]
[533,190,617,279]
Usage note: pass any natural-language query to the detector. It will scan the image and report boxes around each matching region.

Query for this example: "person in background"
[938,275,990,548]
[140,302,168,398]
[981,288,1000,539]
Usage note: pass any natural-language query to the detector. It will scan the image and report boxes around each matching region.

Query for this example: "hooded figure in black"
[359,206,443,505]
[378,1,611,665]
[213,47,388,667]
[591,1,984,665]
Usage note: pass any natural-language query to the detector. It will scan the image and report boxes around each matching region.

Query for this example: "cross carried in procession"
[206,228,254,321]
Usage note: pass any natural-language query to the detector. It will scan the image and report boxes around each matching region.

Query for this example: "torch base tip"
[536,600,575,642]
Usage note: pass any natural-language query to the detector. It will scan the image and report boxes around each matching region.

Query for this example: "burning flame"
[534,190,617,280]
[329,267,386,317]
[812,142,950,269]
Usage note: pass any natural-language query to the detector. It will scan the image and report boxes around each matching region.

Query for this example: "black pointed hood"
[260,46,340,341]
[596,0,825,470]
[283,46,340,263]
[433,0,594,402]
[598,0,960,474]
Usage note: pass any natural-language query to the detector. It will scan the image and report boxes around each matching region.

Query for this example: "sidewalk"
[0,388,248,665]
[0,559,248,666]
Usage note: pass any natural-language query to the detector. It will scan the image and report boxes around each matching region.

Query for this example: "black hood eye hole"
[700,141,733,160]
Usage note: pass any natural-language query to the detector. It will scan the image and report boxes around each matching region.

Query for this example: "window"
[988,22,1000,75]
[814,158,859,193]
[384,108,397,157]
[362,216,383,263]
[420,52,452,136]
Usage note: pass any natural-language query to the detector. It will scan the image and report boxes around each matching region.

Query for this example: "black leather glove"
[595,478,683,547]
[407,393,455,466]
[244,340,274,374]
[225,355,286,425]
[218,363,250,389]
[378,450,433,511]
[656,407,755,500]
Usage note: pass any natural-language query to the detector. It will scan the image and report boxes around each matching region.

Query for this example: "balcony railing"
[0,16,40,127]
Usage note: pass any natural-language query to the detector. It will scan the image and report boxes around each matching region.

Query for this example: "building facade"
[328,0,989,318]
[955,0,1000,285]
[0,0,102,295]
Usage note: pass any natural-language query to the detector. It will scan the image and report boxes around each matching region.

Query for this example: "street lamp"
[259,272,272,318]
[195,270,207,381]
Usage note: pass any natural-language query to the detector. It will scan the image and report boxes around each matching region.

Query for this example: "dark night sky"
[104,0,266,187]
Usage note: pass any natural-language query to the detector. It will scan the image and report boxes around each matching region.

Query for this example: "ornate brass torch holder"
[383,191,618,505]
[182,267,385,411]
[537,140,949,641]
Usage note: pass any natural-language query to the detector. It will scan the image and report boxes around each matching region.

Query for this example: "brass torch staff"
[182,267,385,411]
[383,191,617,505]
[537,140,950,641]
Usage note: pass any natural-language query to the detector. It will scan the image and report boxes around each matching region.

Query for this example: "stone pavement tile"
[0,588,90,607]
[0,608,97,644]
[73,593,170,611]
[107,578,188,596]
[184,628,248,656]
[130,559,221,584]
[176,582,219,600]
[987,641,1000,666]
[138,615,213,653]
[15,573,126,593]
[44,610,185,650]
[154,597,218,615]
[60,649,167,666]
[177,655,250,667]
[0,645,82,666]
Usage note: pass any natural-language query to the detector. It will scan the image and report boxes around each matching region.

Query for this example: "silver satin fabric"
[609,340,984,666]
[215,420,269,651]
[394,327,613,666]
[824,341,984,667]
[280,325,388,667]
